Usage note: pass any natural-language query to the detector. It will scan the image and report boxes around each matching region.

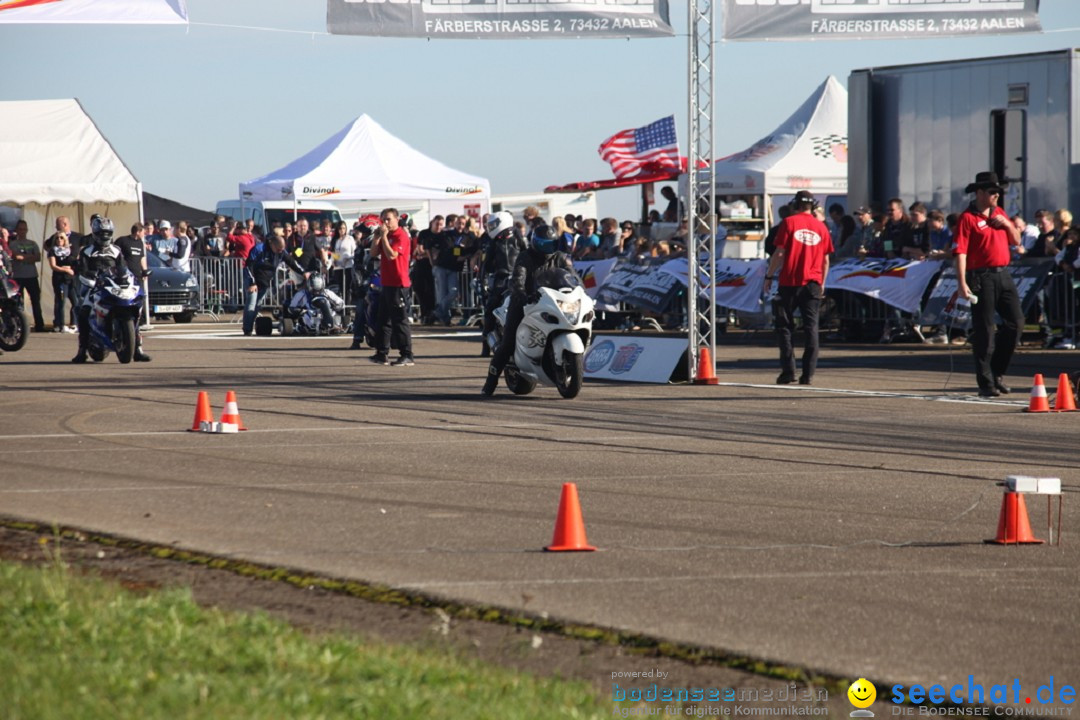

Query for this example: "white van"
[214,199,343,232]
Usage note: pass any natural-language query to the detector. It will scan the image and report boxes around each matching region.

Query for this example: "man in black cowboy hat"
[955,171,1024,398]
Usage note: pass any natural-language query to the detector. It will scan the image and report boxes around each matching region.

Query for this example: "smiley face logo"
[848,678,877,709]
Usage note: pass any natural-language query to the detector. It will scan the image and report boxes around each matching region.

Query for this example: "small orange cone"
[693,346,719,385]
[1053,373,1077,412]
[189,391,214,432]
[1025,374,1050,413]
[545,482,596,552]
[986,492,1044,545]
[220,391,247,430]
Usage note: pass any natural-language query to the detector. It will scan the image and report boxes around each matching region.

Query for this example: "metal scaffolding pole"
[686,0,716,382]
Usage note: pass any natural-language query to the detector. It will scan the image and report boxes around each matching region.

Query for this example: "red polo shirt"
[954,205,1011,269]
[378,227,412,288]
[775,212,833,287]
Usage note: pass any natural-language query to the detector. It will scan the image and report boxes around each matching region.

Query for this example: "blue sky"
[1,0,1076,223]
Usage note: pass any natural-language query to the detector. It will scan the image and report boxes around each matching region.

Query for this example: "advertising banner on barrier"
[919,260,1054,329]
[658,257,768,314]
[721,0,1040,41]
[574,258,618,300]
[827,258,943,314]
[583,335,685,384]
[0,0,188,24]
[327,0,673,39]
[595,261,682,313]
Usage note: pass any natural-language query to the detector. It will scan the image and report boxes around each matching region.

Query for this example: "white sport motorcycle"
[488,267,594,399]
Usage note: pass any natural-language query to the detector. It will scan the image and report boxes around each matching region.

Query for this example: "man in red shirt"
[764,190,834,386]
[369,208,414,366]
[954,171,1024,397]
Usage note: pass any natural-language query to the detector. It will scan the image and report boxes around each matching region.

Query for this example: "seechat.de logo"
[849,678,877,718]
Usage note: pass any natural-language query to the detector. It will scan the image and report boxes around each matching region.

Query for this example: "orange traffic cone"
[1025,374,1050,413]
[693,346,719,385]
[188,391,214,432]
[1053,373,1077,412]
[986,492,1044,545]
[220,391,247,431]
[545,482,596,552]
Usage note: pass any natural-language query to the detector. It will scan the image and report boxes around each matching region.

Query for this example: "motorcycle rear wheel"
[554,352,584,399]
[504,366,536,396]
[0,307,28,352]
[281,318,295,336]
[114,317,135,364]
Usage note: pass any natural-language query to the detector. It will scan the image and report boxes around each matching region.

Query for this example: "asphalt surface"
[2,323,1077,700]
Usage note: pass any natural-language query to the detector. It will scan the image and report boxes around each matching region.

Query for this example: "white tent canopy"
[0,0,188,25]
[694,76,848,203]
[239,114,491,217]
[0,98,141,245]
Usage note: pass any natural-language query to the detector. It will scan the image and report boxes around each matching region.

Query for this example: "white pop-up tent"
[691,76,848,220]
[0,98,142,249]
[239,114,491,219]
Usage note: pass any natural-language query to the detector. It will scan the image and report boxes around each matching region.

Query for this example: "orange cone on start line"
[220,390,247,431]
[189,391,214,431]
[1053,373,1077,412]
[1025,374,1050,413]
[693,346,718,385]
[545,482,596,552]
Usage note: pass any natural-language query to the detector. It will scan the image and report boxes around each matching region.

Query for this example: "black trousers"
[482,278,509,343]
[16,276,45,330]
[489,295,525,375]
[967,267,1024,391]
[411,259,436,320]
[376,286,412,358]
[774,282,822,379]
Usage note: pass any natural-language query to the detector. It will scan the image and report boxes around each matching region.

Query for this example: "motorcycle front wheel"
[0,306,28,352]
[114,317,136,364]
[554,352,584,399]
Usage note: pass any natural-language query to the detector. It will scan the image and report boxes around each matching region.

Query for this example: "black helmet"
[90,215,115,248]
[529,224,557,256]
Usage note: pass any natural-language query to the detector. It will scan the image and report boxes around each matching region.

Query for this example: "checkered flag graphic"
[811,134,847,159]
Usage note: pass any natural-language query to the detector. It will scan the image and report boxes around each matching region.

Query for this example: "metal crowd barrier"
[1043,266,1077,343]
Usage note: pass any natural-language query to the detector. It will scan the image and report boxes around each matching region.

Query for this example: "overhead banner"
[0,0,188,24]
[657,257,768,314]
[722,0,1040,41]
[827,258,943,314]
[327,0,673,38]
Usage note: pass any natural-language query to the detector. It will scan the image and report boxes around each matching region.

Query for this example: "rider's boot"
[481,365,499,397]
[134,345,152,362]
[71,345,88,363]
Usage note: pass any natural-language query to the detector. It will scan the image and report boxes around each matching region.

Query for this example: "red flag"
[598,115,680,179]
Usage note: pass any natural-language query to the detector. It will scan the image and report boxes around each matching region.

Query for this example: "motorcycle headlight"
[556,298,581,322]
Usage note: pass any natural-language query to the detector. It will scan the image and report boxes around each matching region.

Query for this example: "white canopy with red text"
[239,114,491,217]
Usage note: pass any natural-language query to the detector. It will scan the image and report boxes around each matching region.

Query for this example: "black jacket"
[510,249,575,300]
[482,229,527,282]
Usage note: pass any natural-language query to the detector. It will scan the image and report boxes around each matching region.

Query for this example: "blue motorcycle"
[83,269,144,363]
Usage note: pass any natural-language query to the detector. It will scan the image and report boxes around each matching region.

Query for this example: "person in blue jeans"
[242,229,308,336]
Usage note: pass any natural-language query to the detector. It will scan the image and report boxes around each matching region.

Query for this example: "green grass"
[0,555,607,720]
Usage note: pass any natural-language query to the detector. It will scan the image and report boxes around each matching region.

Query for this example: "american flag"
[598,115,680,179]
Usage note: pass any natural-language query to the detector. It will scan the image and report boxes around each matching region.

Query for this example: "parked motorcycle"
[489,267,594,399]
[281,273,345,336]
[0,256,28,353]
[83,269,144,363]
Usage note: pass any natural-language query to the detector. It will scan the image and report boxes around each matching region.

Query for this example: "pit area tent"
[239,114,491,219]
[0,98,142,244]
[690,76,848,221]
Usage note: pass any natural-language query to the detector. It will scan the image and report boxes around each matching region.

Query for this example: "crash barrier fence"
[186,256,1080,343]
[188,257,486,324]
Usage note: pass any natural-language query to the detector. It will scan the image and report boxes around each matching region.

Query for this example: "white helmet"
[485,211,514,239]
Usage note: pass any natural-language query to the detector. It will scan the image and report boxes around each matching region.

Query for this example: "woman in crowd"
[330,220,355,302]
[46,228,77,332]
